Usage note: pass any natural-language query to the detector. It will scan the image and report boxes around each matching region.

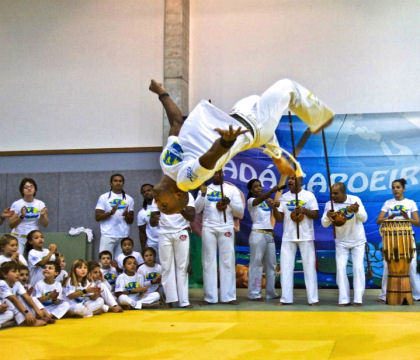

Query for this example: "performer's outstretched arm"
[149,80,184,136]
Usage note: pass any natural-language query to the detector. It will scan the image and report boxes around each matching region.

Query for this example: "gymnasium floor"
[2,289,420,360]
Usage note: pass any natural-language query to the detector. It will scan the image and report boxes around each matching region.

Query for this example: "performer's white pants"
[99,235,123,259]
[159,230,190,307]
[118,292,160,308]
[99,282,118,307]
[5,299,25,325]
[248,231,278,300]
[43,301,70,319]
[335,242,365,304]
[69,297,105,317]
[202,226,236,303]
[0,308,14,327]
[379,248,420,301]
[280,240,318,304]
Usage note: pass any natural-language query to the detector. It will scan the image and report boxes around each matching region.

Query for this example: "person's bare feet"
[109,305,124,313]
[149,79,167,95]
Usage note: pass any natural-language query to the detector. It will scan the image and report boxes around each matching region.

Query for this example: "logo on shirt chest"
[286,199,306,212]
[162,141,184,166]
[207,191,222,202]
[390,205,407,216]
[104,273,116,285]
[337,207,355,220]
[146,272,160,281]
[109,199,127,210]
[25,207,40,219]
[125,281,139,290]
[259,201,271,212]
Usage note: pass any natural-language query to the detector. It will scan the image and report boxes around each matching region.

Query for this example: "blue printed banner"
[225,112,420,288]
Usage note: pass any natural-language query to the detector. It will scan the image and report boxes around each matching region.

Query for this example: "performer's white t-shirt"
[10,198,46,236]
[381,198,418,219]
[115,272,144,300]
[160,100,254,191]
[137,205,160,246]
[34,280,65,306]
[137,263,162,294]
[321,194,367,247]
[151,194,195,234]
[195,183,244,229]
[247,198,273,230]
[279,189,318,242]
[0,254,28,266]
[95,191,134,238]
[0,280,26,300]
[28,249,56,286]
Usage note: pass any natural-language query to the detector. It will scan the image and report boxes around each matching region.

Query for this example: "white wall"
[0,0,164,152]
[190,0,420,114]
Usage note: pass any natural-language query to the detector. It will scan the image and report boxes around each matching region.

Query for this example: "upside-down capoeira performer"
[149,78,334,215]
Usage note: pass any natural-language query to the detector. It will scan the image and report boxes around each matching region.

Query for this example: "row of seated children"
[0,232,162,329]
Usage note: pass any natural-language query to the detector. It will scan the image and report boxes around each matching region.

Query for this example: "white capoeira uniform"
[160,79,334,192]
[34,279,70,319]
[95,191,135,258]
[101,266,118,293]
[279,189,319,304]
[151,194,195,307]
[137,263,162,301]
[10,198,46,254]
[321,195,367,304]
[28,248,56,287]
[247,198,278,300]
[137,204,161,263]
[90,279,118,309]
[115,272,159,309]
[378,198,420,301]
[0,280,19,327]
[63,279,105,317]
[195,182,244,303]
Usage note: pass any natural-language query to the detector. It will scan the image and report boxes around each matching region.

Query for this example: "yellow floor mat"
[1,311,420,359]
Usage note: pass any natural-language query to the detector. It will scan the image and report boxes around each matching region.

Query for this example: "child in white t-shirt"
[0,261,47,327]
[55,254,68,284]
[25,230,58,286]
[63,259,106,318]
[0,234,28,267]
[34,261,70,319]
[99,250,119,292]
[116,237,144,271]
[137,247,162,300]
[115,256,159,310]
[88,261,123,313]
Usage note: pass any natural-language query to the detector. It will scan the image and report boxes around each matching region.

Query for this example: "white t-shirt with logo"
[137,263,162,294]
[247,198,273,230]
[321,194,367,247]
[279,189,318,242]
[137,204,160,246]
[160,100,254,192]
[95,191,134,238]
[381,198,418,235]
[101,267,118,290]
[28,249,56,286]
[34,280,65,306]
[63,279,92,304]
[115,272,144,300]
[10,198,46,236]
[151,193,195,234]
[195,183,244,229]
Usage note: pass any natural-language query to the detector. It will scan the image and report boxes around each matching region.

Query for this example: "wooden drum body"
[380,220,415,305]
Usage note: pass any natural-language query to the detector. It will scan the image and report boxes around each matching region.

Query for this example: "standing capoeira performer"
[321,182,368,306]
[149,79,334,215]
[195,170,244,305]
[278,176,319,305]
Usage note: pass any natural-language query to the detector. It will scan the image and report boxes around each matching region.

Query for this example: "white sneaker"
[134,301,143,310]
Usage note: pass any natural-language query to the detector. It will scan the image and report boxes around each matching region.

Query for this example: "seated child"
[115,256,159,310]
[116,237,144,271]
[0,234,28,267]
[55,254,68,284]
[25,230,58,286]
[88,261,123,313]
[99,250,118,292]
[137,247,161,304]
[0,261,47,327]
[63,259,107,318]
[34,261,70,320]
